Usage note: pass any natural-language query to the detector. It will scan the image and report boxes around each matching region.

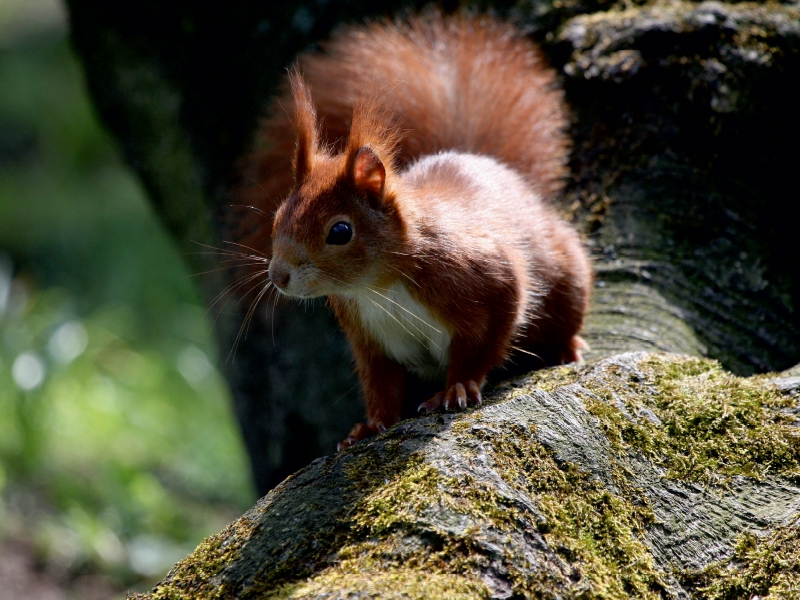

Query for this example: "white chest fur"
[353,282,451,380]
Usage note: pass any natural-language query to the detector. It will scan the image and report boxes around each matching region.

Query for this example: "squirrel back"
[235,12,569,252]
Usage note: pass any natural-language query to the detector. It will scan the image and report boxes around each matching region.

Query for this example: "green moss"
[492,364,582,398]
[679,518,800,599]
[344,422,667,599]
[245,447,495,598]
[350,461,443,535]
[136,355,799,598]
[271,566,488,599]
[446,356,799,598]
[342,448,519,572]
[271,412,671,599]
[520,364,583,393]
[583,355,800,487]
[249,444,491,596]
[470,423,668,599]
[136,513,260,600]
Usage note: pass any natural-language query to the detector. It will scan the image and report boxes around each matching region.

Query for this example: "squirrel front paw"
[418,381,482,413]
[560,335,589,364]
[337,421,387,451]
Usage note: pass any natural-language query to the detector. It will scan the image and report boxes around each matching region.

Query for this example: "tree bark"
[64,0,800,596]
[546,0,800,375]
[133,352,800,599]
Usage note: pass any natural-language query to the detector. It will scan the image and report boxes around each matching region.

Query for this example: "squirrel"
[235,12,592,450]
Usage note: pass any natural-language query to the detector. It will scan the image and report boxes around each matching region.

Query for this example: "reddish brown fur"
[234,12,591,449]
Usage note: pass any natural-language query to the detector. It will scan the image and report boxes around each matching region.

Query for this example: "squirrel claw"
[418,391,445,413]
[337,435,359,452]
[457,383,468,409]
[422,381,482,414]
[337,422,382,451]
[560,335,589,364]
[468,380,482,405]
[444,384,467,410]
[444,386,455,410]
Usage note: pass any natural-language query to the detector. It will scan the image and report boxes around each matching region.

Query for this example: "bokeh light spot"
[12,351,45,390]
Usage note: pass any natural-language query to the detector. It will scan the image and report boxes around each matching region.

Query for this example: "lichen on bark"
[678,519,800,599]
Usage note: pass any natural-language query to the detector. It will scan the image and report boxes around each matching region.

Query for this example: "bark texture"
[134,353,800,599]
[547,0,800,375]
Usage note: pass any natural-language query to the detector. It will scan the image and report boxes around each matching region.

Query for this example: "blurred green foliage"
[0,4,253,594]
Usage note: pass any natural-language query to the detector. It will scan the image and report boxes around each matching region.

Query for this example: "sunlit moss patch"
[142,513,260,600]
[135,354,800,599]
[272,566,488,599]
[583,355,800,486]
[472,423,668,599]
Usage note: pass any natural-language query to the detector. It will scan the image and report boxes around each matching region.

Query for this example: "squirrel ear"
[352,147,385,196]
[289,69,318,183]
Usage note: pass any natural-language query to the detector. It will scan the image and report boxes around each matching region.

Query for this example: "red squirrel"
[236,12,592,450]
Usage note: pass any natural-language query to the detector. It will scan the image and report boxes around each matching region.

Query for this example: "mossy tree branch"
[133,353,800,599]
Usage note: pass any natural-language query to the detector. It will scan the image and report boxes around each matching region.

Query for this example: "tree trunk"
[548,0,800,375]
[64,0,800,597]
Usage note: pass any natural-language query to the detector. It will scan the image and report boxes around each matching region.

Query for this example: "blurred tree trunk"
[64,0,442,494]
[65,0,800,596]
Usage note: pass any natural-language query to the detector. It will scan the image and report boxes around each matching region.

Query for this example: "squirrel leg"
[338,422,383,452]
[338,345,406,451]
[419,333,499,413]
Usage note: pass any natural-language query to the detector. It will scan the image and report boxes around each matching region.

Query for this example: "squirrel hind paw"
[418,391,445,414]
[336,436,359,452]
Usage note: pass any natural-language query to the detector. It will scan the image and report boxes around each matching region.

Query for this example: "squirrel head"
[268,72,404,299]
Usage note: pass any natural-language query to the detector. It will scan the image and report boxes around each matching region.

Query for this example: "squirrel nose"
[269,263,291,289]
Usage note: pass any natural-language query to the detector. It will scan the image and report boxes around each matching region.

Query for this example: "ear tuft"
[289,68,318,183]
[352,147,386,196]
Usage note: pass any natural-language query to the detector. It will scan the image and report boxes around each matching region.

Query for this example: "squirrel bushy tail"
[235,12,568,252]
[296,12,568,194]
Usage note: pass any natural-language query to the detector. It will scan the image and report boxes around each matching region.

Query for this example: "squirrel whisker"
[366,286,442,335]
[228,281,273,363]
[221,240,269,257]
[207,269,270,317]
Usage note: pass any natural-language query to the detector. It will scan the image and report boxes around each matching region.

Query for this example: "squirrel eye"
[326,221,353,245]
